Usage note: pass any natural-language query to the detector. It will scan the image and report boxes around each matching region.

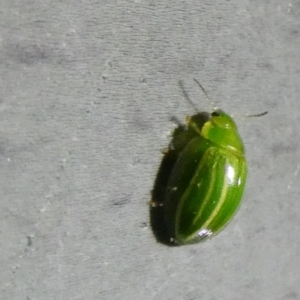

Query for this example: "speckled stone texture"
[1,1,300,300]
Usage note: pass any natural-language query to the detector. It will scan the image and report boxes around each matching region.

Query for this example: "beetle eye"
[212,111,220,117]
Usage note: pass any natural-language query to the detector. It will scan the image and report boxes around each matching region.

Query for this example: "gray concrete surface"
[1,1,300,299]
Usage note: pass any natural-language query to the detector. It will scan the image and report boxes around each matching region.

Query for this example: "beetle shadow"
[150,112,209,246]
[150,123,185,246]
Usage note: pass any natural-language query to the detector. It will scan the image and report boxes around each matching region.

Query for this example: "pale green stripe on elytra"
[175,147,219,242]
[174,147,212,234]
[193,148,218,225]
[201,158,230,229]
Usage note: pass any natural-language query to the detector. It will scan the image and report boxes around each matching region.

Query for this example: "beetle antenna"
[245,111,268,118]
[178,80,199,113]
[233,111,268,119]
[193,79,218,111]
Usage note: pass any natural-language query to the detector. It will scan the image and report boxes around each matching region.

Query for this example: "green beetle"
[160,80,266,245]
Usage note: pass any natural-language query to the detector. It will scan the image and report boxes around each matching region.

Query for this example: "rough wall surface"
[1,1,300,300]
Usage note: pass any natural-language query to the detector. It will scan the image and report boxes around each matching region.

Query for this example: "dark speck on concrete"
[112,197,130,207]
[26,236,32,247]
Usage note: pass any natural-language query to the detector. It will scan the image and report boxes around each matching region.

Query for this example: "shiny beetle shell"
[164,109,247,244]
